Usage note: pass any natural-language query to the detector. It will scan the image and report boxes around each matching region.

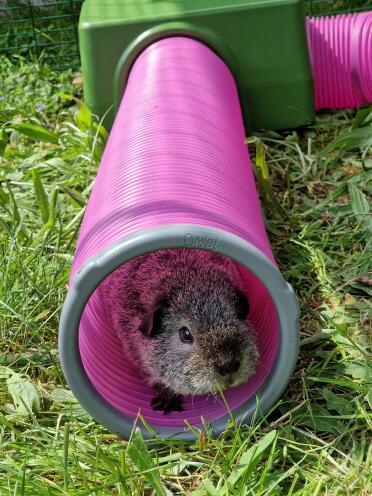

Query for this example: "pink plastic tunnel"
[307,12,372,110]
[59,36,299,439]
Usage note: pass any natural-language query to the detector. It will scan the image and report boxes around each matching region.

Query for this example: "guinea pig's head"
[138,270,259,396]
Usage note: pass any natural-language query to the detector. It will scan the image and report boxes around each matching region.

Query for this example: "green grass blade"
[319,127,372,156]
[0,129,6,156]
[348,184,370,216]
[226,430,277,488]
[352,107,372,129]
[126,427,167,496]
[301,183,348,216]
[6,182,20,228]
[75,101,92,132]
[348,183,372,237]
[32,168,50,224]
[8,123,59,145]
[63,422,71,492]
[59,184,86,208]
[6,373,41,416]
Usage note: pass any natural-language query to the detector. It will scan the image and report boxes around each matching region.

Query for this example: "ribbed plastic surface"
[71,37,280,427]
[307,12,372,109]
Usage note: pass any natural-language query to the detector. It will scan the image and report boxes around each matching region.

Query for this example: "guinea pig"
[98,248,259,414]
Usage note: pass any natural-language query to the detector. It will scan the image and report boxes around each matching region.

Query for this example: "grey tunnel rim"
[58,223,300,440]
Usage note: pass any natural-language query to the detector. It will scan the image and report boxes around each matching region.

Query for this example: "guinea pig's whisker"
[212,391,222,403]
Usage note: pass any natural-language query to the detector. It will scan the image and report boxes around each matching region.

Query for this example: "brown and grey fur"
[98,248,259,413]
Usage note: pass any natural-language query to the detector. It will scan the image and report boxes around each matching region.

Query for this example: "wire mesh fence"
[0,0,371,69]
[0,0,82,69]
[308,0,372,15]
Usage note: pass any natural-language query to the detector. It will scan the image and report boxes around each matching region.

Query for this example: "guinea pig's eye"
[179,326,193,344]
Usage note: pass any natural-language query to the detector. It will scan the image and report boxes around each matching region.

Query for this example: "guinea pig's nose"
[216,360,240,376]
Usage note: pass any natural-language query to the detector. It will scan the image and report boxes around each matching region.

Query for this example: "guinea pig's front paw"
[151,383,183,414]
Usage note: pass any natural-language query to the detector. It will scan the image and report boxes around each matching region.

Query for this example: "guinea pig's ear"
[235,290,250,320]
[139,305,166,338]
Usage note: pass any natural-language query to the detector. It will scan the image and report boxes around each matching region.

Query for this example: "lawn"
[0,56,371,495]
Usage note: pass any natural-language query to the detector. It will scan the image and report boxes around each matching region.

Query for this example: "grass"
[0,57,371,495]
